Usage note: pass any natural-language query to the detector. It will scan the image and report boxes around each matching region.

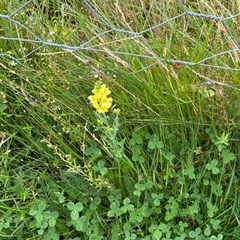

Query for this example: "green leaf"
[210,219,221,230]
[204,225,211,236]
[51,211,59,219]
[148,134,164,150]
[133,190,141,197]
[75,202,83,212]
[207,202,218,218]
[36,212,44,222]
[211,159,218,166]
[6,217,12,223]
[45,232,59,240]
[93,197,101,206]
[108,201,123,217]
[36,221,48,229]
[129,211,143,223]
[123,198,131,205]
[29,207,38,216]
[153,199,160,206]
[132,145,141,155]
[85,143,101,156]
[38,202,47,211]
[203,179,209,185]
[42,222,48,229]
[130,132,143,145]
[189,228,201,238]
[107,210,115,217]
[123,222,131,232]
[206,160,219,174]
[97,160,105,168]
[212,167,219,175]
[151,193,163,206]
[145,180,153,189]
[121,198,135,213]
[38,228,45,235]
[177,171,185,184]
[67,202,75,211]
[153,229,162,239]
[71,209,79,220]
[165,211,175,221]
[156,141,164,149]
[127,204,135,212]
[74,216,87,232]
[49,218,56,227]
[90,197,101,210]
[210,181,223,196]
[54,191,65,203]
[93,160,108,175]
[148,141,156,150]
[222,149,235,164]
[179,221,188,232]
[183,166,195,179]
[90,202,97,210]
[132,154,145,163]
[43,212,52,220]
[164,152,175,162]
[134,183,146,191]
[3,222,10,228]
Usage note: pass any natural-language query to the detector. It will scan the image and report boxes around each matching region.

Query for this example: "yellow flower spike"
[88,82,113,113]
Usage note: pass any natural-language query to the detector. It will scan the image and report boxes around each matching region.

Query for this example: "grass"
[0,0,240,239]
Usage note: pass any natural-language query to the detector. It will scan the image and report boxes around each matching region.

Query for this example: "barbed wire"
[0,0,239,71]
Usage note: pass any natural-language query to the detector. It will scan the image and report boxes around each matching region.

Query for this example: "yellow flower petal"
[100,98,112,108]
[97,106,108,113]
[100,85,111,96]
[92,101,100,109]
[88,95,97,102]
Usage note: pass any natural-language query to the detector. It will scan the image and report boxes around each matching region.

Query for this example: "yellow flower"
[88,82,113,113]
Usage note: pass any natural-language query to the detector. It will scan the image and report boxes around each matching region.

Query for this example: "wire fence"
[0,0,240,72]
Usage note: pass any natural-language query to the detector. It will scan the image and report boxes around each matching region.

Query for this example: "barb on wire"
[0,0,239,71]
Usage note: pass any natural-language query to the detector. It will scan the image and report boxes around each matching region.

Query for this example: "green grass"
[0,0,240,239]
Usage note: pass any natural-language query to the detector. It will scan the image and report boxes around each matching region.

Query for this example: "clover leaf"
[148,134,164,150]
[67,202,83,220]
[205,159,219,174]
[221,149,235,164]
[183,166,195,179]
